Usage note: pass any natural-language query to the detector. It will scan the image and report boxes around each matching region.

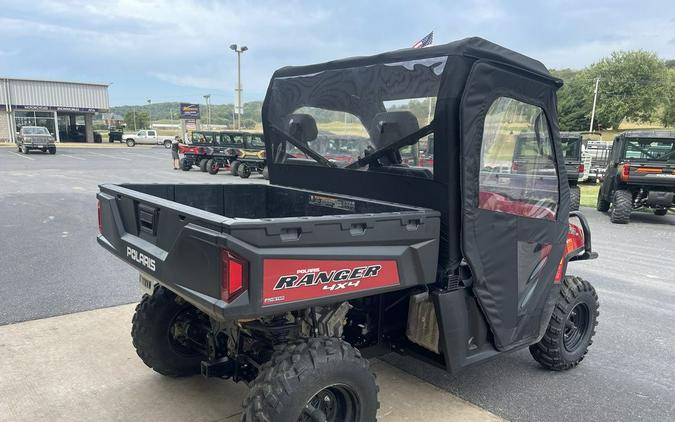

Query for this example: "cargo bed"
[97,183,441,320]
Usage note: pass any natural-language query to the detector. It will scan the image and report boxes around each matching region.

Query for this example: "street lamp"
[147,99,152,128]
[203,94,211,129]
[229,44,248,130]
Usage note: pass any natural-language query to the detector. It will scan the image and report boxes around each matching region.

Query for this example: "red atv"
[98,37,599,421]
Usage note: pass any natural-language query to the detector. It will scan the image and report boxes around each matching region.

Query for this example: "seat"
[369,111,433,179]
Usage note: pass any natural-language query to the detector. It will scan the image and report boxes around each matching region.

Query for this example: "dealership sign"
[179,103,200,119]
[14,105,101,113]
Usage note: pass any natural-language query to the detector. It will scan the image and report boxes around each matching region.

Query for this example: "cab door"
[460,61,569,351]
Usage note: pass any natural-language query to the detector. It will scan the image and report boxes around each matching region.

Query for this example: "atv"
[597,130,675,223]
[97,37,599,422]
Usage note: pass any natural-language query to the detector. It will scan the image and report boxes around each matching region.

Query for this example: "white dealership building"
[0,77,109,143]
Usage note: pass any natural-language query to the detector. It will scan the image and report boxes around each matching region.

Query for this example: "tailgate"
[97,184,441,320]
[97,184,230,316]
[628,163,675,187]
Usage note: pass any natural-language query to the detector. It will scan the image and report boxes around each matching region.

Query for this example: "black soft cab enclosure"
[98,38,599,419]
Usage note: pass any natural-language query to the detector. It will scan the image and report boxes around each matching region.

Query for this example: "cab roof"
[272,37,562,88]
[618,130,675,139]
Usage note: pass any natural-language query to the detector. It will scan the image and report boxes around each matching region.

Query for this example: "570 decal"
[263,260,399,306]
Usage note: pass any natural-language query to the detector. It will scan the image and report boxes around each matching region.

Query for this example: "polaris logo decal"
[127,246,156,272]
[263,260,399,306]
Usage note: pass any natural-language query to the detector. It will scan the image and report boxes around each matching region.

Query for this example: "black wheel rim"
[300,384,360,422]
[563,303,590,352]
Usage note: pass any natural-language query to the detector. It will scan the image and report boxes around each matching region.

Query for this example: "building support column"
[53,111,60,143]
[84,114,94,143]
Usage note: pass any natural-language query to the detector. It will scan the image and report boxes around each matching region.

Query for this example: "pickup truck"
[97,37,599,421]
[16,126,56,154]
[124,129,173,148]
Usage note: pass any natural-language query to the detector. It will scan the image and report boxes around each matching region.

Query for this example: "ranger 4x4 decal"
[263,259,399,305]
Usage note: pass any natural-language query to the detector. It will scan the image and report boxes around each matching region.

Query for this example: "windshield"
[265,56,447,175]
[22,127,50,135]
[249,134,265,148]
[623,138,675,161]
[560,136,581,159]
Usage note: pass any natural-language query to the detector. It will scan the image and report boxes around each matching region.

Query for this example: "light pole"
[229,44,248,130]
[146,99,152,128]
[203,94,211,129]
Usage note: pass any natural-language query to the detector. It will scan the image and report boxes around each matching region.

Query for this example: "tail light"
[221,250,247,302]
[97,200,103,234]
[578,163,585,173]
[554,223,585,283]
[511,162,521,172]
[619,162,630,182]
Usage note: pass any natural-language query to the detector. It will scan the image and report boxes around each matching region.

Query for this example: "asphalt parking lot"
[0,145,673,422]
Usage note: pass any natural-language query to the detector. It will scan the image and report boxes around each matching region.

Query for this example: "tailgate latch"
[138,203,159,236]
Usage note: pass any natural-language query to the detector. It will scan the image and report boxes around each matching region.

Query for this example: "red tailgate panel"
[262,259,400,306]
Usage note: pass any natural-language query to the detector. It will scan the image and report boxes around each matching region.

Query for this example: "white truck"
[124,130,173,148]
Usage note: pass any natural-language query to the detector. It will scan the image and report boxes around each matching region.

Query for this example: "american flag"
[412,31,434,48]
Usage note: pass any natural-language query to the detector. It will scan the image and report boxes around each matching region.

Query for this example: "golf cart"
[97,37,599,421]
[597,130,675,223]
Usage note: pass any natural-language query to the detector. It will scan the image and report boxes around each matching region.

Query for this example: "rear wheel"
[596,189,610,212]
[126,139,136,147]
[230,160,241,176]
[199,159,208,172]
[242,337,378,422]
[164,140,172,148]
[610,190,632,224]
[262,166,269,180]
[239,163,251,178]
[180,158,191,171]
[530,276,599,371]
[131,287,208,377]
[654,208,668,216]
[569,185,580,211]
[207,159,219,174]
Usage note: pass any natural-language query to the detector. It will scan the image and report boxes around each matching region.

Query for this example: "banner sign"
[184,118,197,130]
[179,103,200,119]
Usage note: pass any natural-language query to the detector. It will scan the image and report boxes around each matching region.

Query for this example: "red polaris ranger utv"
[97,37,599,422]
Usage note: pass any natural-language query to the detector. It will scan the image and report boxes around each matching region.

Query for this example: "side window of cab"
[478,97,559,220]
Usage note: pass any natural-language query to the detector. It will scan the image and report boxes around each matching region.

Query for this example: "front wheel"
[126,139,136,147]
[22,145,29,154]
[262,166,269,180]
[596,189,610,212]
[569,185,580,211]
[180,158,191,171]
[131,287,208,377]
[530,276,599,371]
[199,158,208,172]
[230,160,241,176]
[243,337,378,422]
[207,159,219,174]
[238,163,251,178]
[48,147,56,155]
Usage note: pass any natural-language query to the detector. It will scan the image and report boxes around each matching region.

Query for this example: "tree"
[551,69,594,131]
[660,69,675,127]
[586,51,668,129]
[124,111,150,130]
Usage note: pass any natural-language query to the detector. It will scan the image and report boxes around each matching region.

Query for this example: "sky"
[1,0,673,106]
